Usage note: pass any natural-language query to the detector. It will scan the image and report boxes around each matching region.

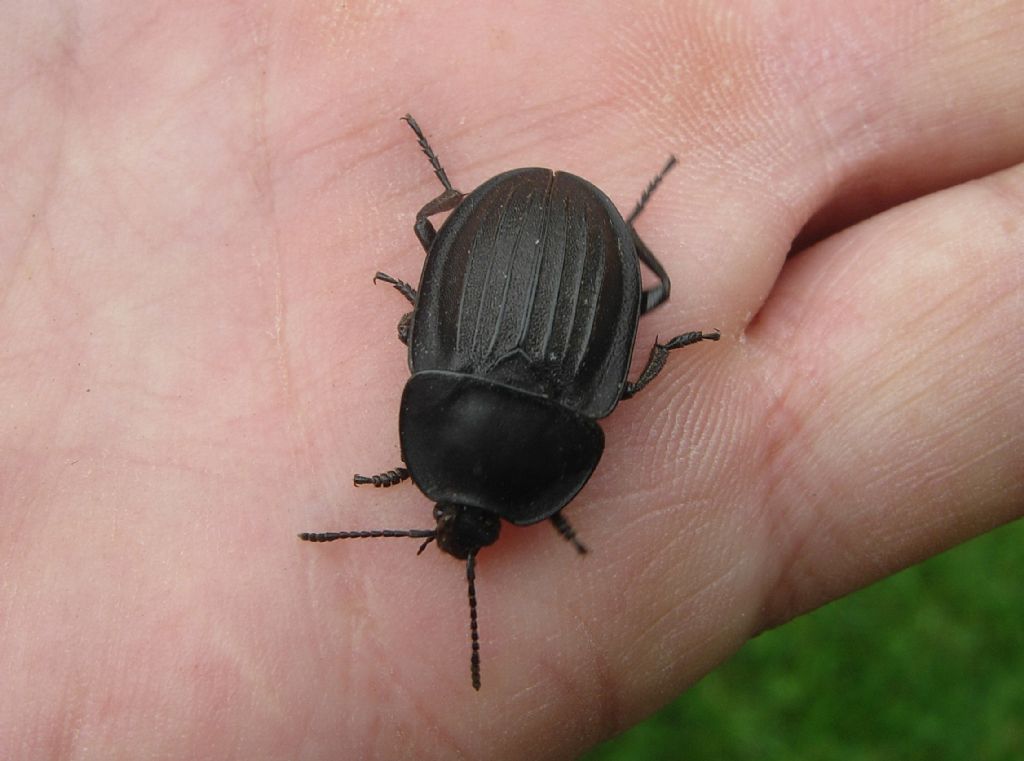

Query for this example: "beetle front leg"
[373,272,416,345]
[374,271,417,304]
[621,330,721,400]
[353,467,410,488]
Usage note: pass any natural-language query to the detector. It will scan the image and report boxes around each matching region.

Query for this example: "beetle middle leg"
[374,272,416,345]
[550,512,588,555]
[402,114,464,252]
[621,330,721,400]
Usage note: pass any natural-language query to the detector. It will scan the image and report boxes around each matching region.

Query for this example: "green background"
[584,518,1023,761]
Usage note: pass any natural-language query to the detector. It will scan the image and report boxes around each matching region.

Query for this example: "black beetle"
[300,115,719,690]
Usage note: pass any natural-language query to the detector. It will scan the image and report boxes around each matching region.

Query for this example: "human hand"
[1,2,1021,759]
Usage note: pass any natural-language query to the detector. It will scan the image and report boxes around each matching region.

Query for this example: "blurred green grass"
[584,518,1024,761]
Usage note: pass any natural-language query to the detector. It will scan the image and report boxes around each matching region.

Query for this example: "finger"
[595,1,1024,335]
[777,2,1024,248]
[747,161,1024,627]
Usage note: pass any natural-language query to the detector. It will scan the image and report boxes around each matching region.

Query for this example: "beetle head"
[433,503,501,560]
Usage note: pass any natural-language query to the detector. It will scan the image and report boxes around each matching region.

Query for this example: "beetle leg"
[372,272,416,345]
[626,155,677,225]
[353,467,410,488]
[550,512,588,555]
[633,232,672,314]
[626,156,678,313]
[373,271,417,304]
[402,115,465,252]
[414,188,464,252]
[403,114,455,190]
[621,330,721,400]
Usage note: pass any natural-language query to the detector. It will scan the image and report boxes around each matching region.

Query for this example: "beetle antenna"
[467,551,482,690]
[402,114,454,192]
[626,155,678,225]
[298,529,435,543]
[416,535,436,555]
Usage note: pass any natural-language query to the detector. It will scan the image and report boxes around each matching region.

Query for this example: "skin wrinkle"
[570,592,620,744]
[745,300,856,628]
[527,648,597,757]
[393,683,471,761]
[401,91,621,200]
[240,5,312,489]
[0,60,70,304]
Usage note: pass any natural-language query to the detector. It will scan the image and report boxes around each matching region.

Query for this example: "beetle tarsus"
[353,468,410,488]
[664,330,720,350]
[403,114,464,251]
[550,512,588,555]
[621,330,721,400]
[403,113,455,192]
[374,271,417,304]
[628,156,678,314]
[373,272,416,342]
[626,155,678,226]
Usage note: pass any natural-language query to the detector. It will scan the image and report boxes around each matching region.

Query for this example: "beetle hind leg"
[633,232,673,314]
[413,188,466,252]
[626,156,678,314]
[550,512,588,555]
[413,189,465,252]
[402,115,464,252]
[621,330,721,400]
[626,155,677,226]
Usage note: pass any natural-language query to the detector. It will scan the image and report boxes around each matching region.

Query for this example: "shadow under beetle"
[300,115,719,690]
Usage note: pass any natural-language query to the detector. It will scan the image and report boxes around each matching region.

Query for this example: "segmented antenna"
[298,529,435,542]
[402,114,454,192]
[467,552,482,691]
[626,155,678,225]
